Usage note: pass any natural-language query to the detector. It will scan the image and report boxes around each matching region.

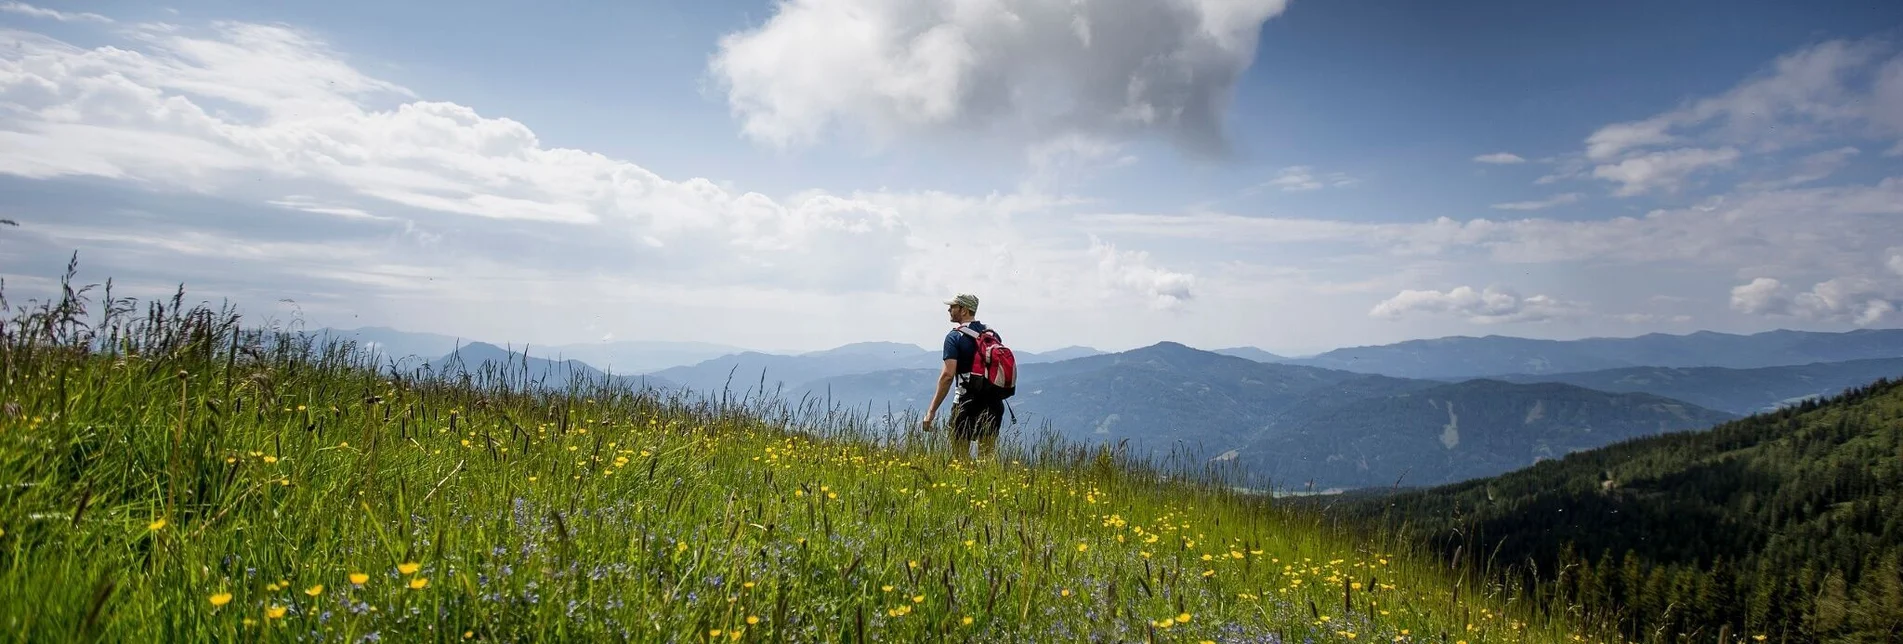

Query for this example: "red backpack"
[956,324,1018,400]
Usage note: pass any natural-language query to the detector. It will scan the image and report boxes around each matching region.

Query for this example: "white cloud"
[1889,248,1903,277]
[1472,152,1525,164]
[0,13,1224,326]
[1254,165,1357,193]
[705,0,1291,158]
[1730,274,1901,326]
[1,2,110,22]
[1088,235,1196,310]
[1591,146,1740,196]
[1490,192,1581,211]
[1729,277,1789,315]
[1369,285,1581,324]
[0,21,944,293]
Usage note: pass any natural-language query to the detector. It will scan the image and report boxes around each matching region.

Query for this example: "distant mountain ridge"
[799,341,1737,490]
[1484,357,1903,415]
[1272,328,1903,378]
[434,342,679,391]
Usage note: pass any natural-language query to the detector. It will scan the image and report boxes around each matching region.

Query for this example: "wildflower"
[209,593,233,607]
[398,562,421,574]
[305,584,323,597]
[409,577,429,589]
[349,573,368,585]
[962,616,973,625]
[266,605,287,619]
[148,518,166,531]
[747,616,759,625]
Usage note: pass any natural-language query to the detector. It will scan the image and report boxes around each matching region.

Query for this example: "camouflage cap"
[943,293,979,311]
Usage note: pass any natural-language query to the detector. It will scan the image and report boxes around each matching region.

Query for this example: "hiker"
[923,293,1010,460]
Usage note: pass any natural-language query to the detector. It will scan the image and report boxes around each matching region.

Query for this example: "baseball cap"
[943,293,979,310]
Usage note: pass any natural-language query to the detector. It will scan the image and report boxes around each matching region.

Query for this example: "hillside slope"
[1325,376,1903,642]
[1241,380,1736,491]
[0,272,1610,643]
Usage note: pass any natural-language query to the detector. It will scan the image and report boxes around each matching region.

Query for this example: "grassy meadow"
[0,267,1614,642]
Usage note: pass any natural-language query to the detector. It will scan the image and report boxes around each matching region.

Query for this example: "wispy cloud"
[1590,146,1741,196]
[1490,192,1582,211]
[1249,165,1357,193]
[1737,146,1860,191]
[1,1,110,22]
[1573,37,1903,199]
[1472,152,1525,164]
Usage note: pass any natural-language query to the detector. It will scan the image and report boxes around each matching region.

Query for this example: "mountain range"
[306,324,1903,491]
[1265,328,1903,379]
[798,343,1739,491]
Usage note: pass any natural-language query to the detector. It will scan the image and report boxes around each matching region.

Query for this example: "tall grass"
[1,258,1611,642]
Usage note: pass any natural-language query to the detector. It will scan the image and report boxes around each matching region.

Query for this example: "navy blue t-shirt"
[942,321,989,375]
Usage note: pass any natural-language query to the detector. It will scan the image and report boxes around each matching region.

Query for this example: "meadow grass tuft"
[0,260,1616,642]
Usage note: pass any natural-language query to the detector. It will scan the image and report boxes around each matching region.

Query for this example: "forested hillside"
[1324,377,1903,642]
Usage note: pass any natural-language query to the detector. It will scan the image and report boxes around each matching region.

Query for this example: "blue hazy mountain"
[1279,328,1903,379]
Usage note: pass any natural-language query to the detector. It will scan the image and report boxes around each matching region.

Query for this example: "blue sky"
[3,0,1903,357]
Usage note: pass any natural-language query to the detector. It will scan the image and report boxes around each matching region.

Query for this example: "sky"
[2,0,1902,357]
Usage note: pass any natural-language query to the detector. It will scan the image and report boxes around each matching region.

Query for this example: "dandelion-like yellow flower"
[304,585,322,597]
[398,562,421,574]
[148,518,166,531]
[209,592,232,606]
[409,577,429,589]
[962,616,974,625]
[1177,612,1191,624]
[747,616,760,625]
[349,573,368,585]
[265,605,287,619]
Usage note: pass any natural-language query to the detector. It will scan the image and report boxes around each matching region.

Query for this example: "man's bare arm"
[924,358,957,426]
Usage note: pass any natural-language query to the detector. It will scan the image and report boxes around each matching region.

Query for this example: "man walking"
[924,293,1005,460]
